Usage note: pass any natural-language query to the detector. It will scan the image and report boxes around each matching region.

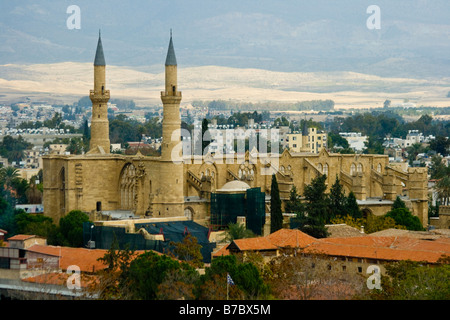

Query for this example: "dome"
[216,180,251,193]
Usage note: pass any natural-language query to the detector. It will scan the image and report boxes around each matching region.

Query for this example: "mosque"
[42,33,429,233]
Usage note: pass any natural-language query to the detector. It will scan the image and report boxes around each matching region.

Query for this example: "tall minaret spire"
[89,30,110,154]
[161,30,182,160]
[155,31,184,218]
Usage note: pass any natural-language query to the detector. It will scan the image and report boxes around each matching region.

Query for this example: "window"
[350,163,356,176]
[358,267,362,273]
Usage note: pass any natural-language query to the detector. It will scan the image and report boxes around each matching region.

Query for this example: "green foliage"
[284,185,305,214]
[385,208,424,231]
[329,176,346,218]
[59,210,90,247]
[330,214,405,234]
[170,234,204,268]
[303,174,330,225]
[204,255,268,299]
[0,135,33,163]
[436,175,450,205]
[369,260,450,300]
[392,196,406,210]
[345,192,362,219]
[327,132,349,150]
[429,136,450,156]
[429,155,450,179]
[124,251,182,300]
[270,174,283,233]
[108,114,162,148]
[225,222,255,241]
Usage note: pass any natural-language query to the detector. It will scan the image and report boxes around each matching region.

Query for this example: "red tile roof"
[304,236,450,263]
[267,228,316,248]
[27,245,110,273]
[214,229,450,264]
[231,237,278,251]
[8,234,36,241]
[22,272,98,288]
[27,245,150,273]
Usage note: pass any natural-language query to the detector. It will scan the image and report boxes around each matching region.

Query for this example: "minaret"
[89,31,111,154]
[300,120,309,152]
[154,31,185,218]
[161,30,182,161]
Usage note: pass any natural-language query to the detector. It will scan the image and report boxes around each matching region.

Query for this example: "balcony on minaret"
[90,89,110,103]
[161,90,182,98]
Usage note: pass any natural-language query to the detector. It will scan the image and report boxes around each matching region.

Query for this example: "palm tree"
[436,176,450,205]
[0,166,20,190]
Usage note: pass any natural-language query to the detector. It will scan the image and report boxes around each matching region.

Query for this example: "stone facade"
[42,34,429,228]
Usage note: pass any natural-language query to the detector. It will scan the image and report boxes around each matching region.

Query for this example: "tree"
[284,185,304,214]
[170,234,204,268]
[59,210,90,247]
[225,222,255,241]
[385,208,424,231]
[203,255,267,300]
[66,137,85,155]
[368,260,450,300]
[291,174,330,238]
[304,174,330,224]
[123,251,184,300]
[0,136,33,163]
[328,176,346,218]
[157,268,200,300]
[435,175,450,205]
[0,166,20,189]
[92,237,137,300]
[345,192,362,219]
[392,196,406,210]
[429,136,450,156]
[270,174,283,233]
[429,155,449,179]
[13,209,57,239]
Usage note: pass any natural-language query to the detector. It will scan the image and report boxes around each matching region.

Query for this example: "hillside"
[0,62,449,109]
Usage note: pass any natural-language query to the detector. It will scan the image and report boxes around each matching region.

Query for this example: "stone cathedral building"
[42,33,429,229]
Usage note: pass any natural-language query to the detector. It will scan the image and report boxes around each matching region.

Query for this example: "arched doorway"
[184,207,194,220]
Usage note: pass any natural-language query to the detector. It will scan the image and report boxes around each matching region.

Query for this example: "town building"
[42,33,429,232]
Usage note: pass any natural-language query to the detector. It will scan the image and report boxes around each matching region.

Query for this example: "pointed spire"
[94,29,106,66]
[165,29,177,66]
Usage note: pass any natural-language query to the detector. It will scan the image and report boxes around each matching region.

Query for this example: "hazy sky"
[1,0,449,77]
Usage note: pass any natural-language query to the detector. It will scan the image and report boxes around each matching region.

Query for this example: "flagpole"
[227,273,229,300]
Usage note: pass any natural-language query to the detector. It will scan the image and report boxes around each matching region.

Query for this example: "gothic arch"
[119,163,137,211]
[350,163,357,176]
[184,206,195,220]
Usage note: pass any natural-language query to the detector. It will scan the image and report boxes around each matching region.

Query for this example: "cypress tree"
[329,175,346,219]
[270,174,283,233]
[345,191,362,219]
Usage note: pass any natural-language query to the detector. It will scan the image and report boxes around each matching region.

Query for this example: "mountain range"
[0,1,449,107]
